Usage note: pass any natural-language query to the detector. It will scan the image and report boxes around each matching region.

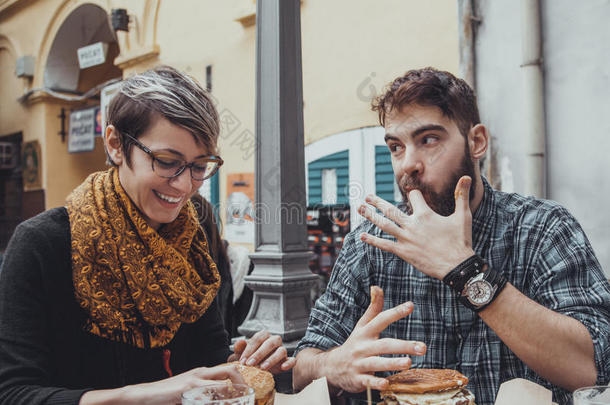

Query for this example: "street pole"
[237,0,317,350]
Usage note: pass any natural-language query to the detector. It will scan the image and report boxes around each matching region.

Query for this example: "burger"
[228,361,275,405]
[380,368,475,405]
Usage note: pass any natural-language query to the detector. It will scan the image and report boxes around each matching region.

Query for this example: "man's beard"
[397,143,476,217]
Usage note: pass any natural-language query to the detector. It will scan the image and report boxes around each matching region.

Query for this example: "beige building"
[0,0,458,251]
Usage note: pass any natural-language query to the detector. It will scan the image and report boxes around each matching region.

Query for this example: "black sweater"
[0,208,231,405]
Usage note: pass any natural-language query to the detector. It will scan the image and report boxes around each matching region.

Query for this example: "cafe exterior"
[0,0,458,254]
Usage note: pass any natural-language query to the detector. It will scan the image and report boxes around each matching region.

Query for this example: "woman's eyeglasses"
[121,133,223,181]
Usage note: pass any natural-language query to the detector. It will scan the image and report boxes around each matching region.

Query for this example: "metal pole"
[238,0,317,349]
[521,0,547,198]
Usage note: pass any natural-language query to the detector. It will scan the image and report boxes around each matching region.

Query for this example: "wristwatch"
[459,266,507,312]
[443,254,508,312]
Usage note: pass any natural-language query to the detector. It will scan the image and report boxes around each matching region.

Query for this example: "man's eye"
[389,143,404,153]
[422,136,439,145]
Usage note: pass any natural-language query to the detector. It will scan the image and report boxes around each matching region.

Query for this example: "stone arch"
[0,34,27,135]
[34,0,118,90]
[0,34,20,59]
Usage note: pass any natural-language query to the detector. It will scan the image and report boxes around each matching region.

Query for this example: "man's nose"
[397,150,423,178]
[169,167,194,193]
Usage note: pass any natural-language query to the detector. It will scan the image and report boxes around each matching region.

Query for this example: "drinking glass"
[574,386,610,405]
[182,383,255,405]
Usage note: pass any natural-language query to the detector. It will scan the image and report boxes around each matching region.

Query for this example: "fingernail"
[240,357,247,364]
[261,361,270,369]
[365,195,373,202]
[414,343,426,354]
[246,358,255,366]
[358,205,366,214]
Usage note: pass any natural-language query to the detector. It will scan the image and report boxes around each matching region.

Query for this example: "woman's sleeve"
[0,218,91,405]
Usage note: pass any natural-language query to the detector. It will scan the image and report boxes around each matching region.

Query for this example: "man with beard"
[292,68,610,405]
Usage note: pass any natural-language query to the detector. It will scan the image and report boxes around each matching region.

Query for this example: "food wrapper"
[275,377,331,405]
[274,377,560,405]
[494,378,558,405]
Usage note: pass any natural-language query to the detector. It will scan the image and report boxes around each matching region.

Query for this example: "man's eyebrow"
[411,124,448,137]
[384,124,448,142]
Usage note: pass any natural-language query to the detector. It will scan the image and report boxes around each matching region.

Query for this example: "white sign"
[100,81,122,134]
[77,42,107,69]
[69,108,96,153]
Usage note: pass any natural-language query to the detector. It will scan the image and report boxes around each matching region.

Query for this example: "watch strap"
[459,266,508,312]
[442,254,485,294]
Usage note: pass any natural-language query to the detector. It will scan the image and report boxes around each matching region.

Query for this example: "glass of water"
[182,383,255,405]
[574,386,610,405]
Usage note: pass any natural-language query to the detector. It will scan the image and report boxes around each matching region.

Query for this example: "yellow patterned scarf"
[66,168,219,348]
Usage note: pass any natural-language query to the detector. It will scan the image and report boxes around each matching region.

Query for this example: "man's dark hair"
[372,67,480,137]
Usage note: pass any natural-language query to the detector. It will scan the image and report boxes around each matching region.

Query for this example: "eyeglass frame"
[120,132,223,181]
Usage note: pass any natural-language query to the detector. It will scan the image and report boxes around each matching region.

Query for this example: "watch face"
[466,280,493,305]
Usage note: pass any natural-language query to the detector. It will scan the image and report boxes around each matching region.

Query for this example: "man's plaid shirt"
[297,178,610,405]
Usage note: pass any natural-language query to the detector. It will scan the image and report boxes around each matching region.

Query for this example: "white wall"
[473,0,610,276]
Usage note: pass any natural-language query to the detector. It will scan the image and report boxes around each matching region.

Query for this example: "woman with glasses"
[0,66,294,405]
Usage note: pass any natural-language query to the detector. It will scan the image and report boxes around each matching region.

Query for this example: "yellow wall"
[0,0,458,217]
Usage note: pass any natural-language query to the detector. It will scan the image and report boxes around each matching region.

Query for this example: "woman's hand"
[228,330,296,374]
[80,363,244,405]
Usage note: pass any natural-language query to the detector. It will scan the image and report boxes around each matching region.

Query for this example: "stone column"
[237,0,317,348]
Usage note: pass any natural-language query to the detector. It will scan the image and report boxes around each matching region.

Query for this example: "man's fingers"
[355,286,384,329]
[363,301,414,336]
[364,194,407,226]
[360,233,397,255]
[358,203,402,236]
[280,356,296,371]
[369,338,427,356]
[356,355,412,373]
[454,176,472,215]
[407,190,432,214]
[357,374,390,392]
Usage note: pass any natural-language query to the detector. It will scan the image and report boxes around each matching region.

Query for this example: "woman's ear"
[468,124,489,160]
[104,125,123,165]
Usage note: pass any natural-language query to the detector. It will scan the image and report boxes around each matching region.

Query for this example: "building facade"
[0,0,459,256]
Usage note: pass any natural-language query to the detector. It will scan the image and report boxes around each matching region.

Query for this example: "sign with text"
[225,173,255,244]
[69,108,96,153]
[100,81,122,133]
[77,42,107,69]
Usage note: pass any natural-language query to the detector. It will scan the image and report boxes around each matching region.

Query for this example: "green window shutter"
[210,171,220,225]
[375,146,398,203]
[308,150,349,206]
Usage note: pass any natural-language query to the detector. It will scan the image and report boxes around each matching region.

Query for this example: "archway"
[44,3,121,93]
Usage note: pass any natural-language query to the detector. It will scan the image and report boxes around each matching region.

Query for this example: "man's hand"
[358,176,475,280]
[321,286,426,393]
[228,330,296,374]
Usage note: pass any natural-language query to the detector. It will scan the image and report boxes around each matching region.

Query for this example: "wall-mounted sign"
[23,140,42,191]
[77,42,108,69]
[94,107,102,136]
[68,108,96,153]
[100,81,121,133]
[224,173,255,244]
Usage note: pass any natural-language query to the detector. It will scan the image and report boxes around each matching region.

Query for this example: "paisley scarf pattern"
[66,168,219,348]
